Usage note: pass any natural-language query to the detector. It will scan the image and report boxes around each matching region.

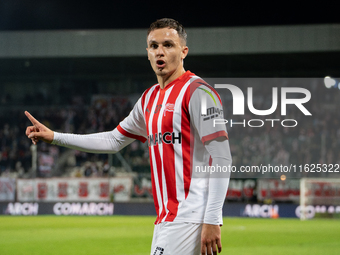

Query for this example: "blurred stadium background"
[0,1,340,254]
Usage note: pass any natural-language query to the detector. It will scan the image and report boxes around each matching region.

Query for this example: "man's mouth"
[156,60,166,69]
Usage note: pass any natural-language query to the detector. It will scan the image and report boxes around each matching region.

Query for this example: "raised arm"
[25,111,136,154]
[25,95,147,153]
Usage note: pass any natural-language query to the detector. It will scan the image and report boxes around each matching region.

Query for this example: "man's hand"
[25,111,54,144]
[201,223,222,255]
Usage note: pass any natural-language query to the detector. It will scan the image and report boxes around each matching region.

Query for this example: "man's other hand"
[201,223,222,255]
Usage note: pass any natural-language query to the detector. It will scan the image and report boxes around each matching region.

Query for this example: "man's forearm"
[52,129,134,154]
[203,138,232,225]
[203,157,231,225]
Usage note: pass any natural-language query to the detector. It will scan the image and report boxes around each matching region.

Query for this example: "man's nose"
[156,45,165,56]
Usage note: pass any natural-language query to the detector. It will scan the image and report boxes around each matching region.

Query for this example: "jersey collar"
[161,70,195,91]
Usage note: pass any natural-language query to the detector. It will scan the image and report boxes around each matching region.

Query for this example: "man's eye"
[150,44,158,49]
[164,44,172,47]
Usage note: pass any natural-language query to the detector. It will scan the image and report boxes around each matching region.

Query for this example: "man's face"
[147,28,188,78]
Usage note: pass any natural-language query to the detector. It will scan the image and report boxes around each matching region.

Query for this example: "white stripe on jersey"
[147,92,163,219]
[158,86,174,222]
[142,85,157,114]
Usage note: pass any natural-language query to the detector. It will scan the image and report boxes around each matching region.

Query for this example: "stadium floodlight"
[324,76,336,88]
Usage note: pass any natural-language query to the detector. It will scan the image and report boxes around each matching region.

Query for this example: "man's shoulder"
[183,72,212,90]
[184,75,216,98]
[187,77,223,107]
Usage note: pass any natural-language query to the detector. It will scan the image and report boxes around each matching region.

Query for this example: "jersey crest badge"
[164,103,175,116]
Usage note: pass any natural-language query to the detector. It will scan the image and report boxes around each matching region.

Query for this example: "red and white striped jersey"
[117,71,228,224]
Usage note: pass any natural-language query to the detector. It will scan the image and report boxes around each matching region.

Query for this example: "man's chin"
[155,69,167,76]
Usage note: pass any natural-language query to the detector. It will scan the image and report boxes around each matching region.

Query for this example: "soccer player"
[25,18,232,255]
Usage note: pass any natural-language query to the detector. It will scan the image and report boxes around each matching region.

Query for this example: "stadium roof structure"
[0,24,339,79]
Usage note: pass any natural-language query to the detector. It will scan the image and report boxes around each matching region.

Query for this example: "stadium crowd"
[1,80,340,179]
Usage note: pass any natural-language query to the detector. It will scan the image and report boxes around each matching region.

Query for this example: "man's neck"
[158,68,186,89]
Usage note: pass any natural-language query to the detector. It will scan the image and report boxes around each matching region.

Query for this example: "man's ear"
[182,46,189,60]
[146,48,150,60]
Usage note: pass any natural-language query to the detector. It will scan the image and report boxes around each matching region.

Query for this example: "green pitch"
[0,216,339,255]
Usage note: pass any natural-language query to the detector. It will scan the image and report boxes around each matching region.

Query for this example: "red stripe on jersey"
[151,88,167,224]
[116,125,147,142]
[162,84,183,222]
[182,77,203,198]
[143,86,162,222]
[146,86,164,223]
[201,130,229,144]
[144,86,160,127]
[150,162,159,225]
[181,98,192,199]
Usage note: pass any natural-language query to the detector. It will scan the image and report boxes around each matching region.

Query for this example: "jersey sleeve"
[52,129,136,154]
[189,84,228,144]
[117,97,148,143]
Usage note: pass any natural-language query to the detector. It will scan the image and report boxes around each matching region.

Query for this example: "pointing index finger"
[25,111,40,126]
